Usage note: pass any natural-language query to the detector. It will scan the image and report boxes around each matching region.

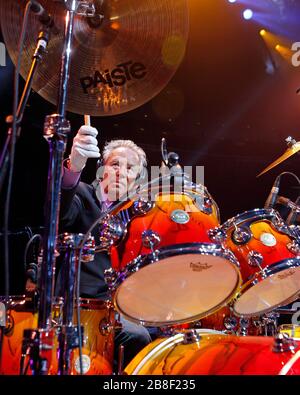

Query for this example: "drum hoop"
[114,242,240,287]
[233,257,300,317]
[220,208,292,236]
[113,242,242,327]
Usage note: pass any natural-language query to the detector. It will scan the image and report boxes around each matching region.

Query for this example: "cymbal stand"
[21,0,77,375]
[56,233,95,375]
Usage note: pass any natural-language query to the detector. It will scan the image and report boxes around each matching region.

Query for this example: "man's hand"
[69,125,100,172]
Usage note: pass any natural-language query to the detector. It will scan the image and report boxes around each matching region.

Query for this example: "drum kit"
[1,0,300,376]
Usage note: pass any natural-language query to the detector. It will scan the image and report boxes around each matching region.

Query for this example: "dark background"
[1,0,300,294]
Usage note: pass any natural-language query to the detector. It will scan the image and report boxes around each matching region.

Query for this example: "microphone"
[264,175,281,209]
[284,196,300,225]
[30,1,59,34]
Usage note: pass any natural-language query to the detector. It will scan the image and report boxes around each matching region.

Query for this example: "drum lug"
[141,230,161,250]
[132,198,154,215]
[208,227,226,243]
[237,318,250,336]
[247,250,264,268]
[202,197,213,215]
[287,240,300,255]
[104,268,118,290]
[231,226,251,245]
[182,329,201,344]
[272,333,297,353]
[99,318,114,336]
[99,215,126,249]
[223,316,238,332]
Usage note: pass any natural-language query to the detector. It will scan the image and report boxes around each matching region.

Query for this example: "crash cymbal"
[257,140,300,177]
[0,0,189,116]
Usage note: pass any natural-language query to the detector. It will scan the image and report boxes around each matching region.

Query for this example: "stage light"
[243,9,253,20]
[260,29,266,37]
[228,0,237,3]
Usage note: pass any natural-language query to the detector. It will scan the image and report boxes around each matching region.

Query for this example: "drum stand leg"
[20,329,55,375]
[56,233,95,375]
[117,345,125,375]
[57,325,83,375]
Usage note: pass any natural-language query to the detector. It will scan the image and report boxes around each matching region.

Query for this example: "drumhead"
[114,243,241,326]
[234,261,300,317]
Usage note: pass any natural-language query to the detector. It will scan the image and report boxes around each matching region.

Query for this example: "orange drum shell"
[113,192,220,270]
[0,299,115,375]
[198,306,261,336]
[124,333,300,375]
[224,219,297,282]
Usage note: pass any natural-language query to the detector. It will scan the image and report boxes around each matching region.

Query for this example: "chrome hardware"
[231,226,251,245]
[208,227,226,243]
[141,230,161,250]
[203,197,213,214]
[99,318,113,336]
[237,318,249,336]
[56,233,95,262]
[104,268,118,290]
[81,236,95,263]
[262,312,280,336]
[158,326,177,337]
[223,316,238,331]
[272,333,296,353]
[247,250,264,268]
[183,329,201,344]
[287,240,300,255]
[132,198,153,216]
[99,215,126,249]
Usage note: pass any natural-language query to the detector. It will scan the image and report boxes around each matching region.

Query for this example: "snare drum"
[212,209,300,317]
[124,330,300,375]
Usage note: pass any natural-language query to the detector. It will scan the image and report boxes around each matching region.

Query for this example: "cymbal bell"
[257,140,300,177]
[0,0,189,116]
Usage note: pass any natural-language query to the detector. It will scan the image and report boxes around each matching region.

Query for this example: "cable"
[277,171,300,186]
[3,1,32,299]
[23,233,42,277]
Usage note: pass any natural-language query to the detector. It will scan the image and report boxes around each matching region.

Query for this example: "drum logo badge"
[190,262,213,272]
[74,355,91,374]
[170,209,190,224]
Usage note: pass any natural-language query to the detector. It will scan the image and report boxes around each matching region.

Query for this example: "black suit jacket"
[58,181,112,299]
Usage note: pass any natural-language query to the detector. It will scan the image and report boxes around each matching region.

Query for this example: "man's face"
[101,147,141,201]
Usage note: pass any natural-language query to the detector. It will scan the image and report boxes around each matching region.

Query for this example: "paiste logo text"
[0,41,6,67]
[80,60,147,94]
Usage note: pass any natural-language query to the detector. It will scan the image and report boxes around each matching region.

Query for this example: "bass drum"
[124,330,300,375]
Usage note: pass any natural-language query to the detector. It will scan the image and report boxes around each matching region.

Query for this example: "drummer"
[57,125,152,371]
